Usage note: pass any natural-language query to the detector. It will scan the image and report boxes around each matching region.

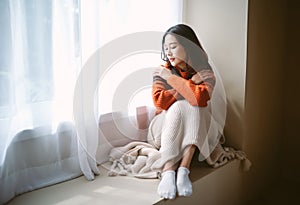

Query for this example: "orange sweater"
[152,64,215,114]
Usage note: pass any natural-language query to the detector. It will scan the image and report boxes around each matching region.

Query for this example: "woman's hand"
[153,66,172,80]
[191,72,203,84]
[191,70,214,84]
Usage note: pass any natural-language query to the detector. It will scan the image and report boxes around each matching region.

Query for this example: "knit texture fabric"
[148,100,219,169]
[152,64,215,115]
[104,61,252,178]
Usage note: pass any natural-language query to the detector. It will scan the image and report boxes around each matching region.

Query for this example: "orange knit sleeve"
[152,77,183,112]
[166,74,215,107]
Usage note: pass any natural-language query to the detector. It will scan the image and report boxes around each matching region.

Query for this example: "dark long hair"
[161,24,211,72]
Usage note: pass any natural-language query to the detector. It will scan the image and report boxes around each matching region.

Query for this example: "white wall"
[183,0,297,202]
[183,0,248,149]
[183,0,248,108]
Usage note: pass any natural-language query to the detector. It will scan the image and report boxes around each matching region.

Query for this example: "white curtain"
[0,1,82,204]
[0,0,182,204]
[77,0,183,181]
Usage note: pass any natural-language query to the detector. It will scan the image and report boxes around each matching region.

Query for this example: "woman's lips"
[169,58,175,62]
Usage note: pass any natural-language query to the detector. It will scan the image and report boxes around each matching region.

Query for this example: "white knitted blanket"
[105,140,251,179]
[105,101,251,178]
[106,141,161,178]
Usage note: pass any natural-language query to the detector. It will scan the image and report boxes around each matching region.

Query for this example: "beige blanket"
[106,141,161,178]
[105,106,251,178]
[106,139,251,179]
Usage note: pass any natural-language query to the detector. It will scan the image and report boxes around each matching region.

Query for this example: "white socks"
[158,167,192,199]
[176,167,192,197]
[157,170,176,199]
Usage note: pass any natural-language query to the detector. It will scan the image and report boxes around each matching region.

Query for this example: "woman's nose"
[167,49,172,56]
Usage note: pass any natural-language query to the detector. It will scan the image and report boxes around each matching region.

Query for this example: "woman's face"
[163,34,187,69]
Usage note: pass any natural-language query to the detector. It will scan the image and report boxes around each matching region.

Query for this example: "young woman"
[147,24,217,199]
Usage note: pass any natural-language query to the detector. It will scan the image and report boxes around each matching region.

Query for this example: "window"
[83,0,183,115]
[0,1,183,203]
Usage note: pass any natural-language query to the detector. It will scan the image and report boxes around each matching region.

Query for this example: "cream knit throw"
[106,100,251,178]
[106,141,161,178]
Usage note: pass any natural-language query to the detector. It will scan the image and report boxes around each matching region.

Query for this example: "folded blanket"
[106,141,161,178]
[205,142,252,171]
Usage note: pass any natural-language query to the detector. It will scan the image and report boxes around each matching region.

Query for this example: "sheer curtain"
[0,1,82,204]
[77,0,182,180]
[0,0,182,203]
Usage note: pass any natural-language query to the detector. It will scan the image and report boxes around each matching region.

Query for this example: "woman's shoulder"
[199,68,216,86]
[199,68,214,75]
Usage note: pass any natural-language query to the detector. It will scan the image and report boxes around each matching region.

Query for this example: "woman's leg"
[176,145,196,197]
[162,159,178,171]
[157,102,183,200]
[157,101,199,199]
[179,145,196,169]
[158,145,196,199]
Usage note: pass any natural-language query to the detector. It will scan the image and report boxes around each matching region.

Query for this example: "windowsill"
[7,157,233,205]
[7,165,161,205]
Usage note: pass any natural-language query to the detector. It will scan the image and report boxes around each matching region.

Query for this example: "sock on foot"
[176,167,192,197]
[157,170,176,199]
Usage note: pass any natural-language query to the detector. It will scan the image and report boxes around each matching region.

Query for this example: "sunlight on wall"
[98,53,159,115]
[80,0,182,116]
[51,0,182,121]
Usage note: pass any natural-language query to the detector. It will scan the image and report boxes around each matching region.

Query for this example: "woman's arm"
[152,76,183,110]
[167,69,215,107]
[152,66,183,111]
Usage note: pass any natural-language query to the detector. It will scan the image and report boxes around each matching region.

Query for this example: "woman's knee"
[168,100,200,116]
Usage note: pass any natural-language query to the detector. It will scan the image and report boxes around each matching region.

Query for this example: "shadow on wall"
[223,99,244,151]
